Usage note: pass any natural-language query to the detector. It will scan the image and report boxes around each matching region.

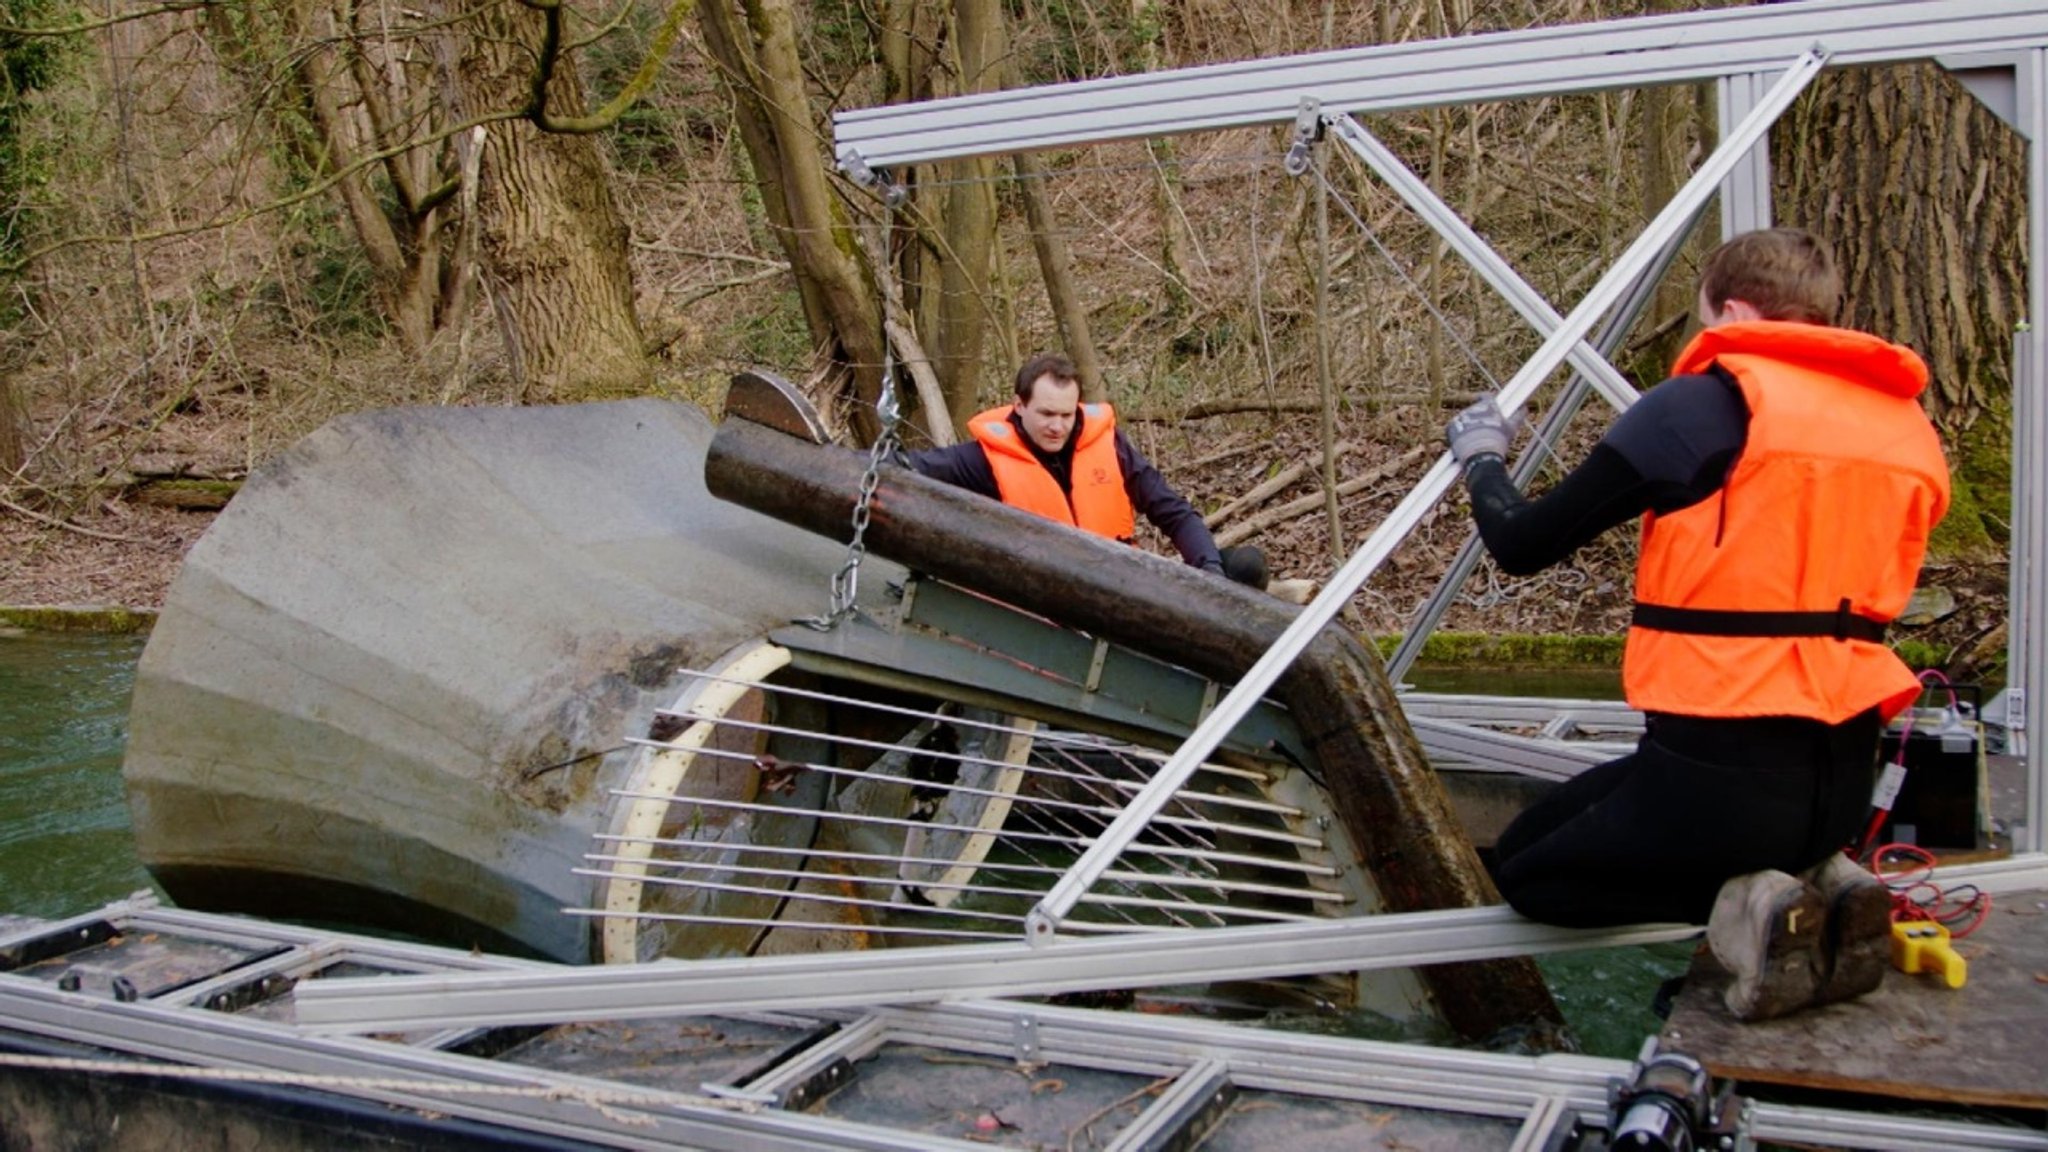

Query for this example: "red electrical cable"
[1867,842,1992,938]
[1849,669,1967,863]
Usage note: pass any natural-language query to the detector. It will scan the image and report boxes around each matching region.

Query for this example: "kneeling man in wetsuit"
[1443,228,1950,1021]
[908,351,1267,588]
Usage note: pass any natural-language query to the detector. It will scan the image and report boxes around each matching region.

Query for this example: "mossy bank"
[0,605,157,635]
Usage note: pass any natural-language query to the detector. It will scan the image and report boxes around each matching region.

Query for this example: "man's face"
[1016,375,1081,453]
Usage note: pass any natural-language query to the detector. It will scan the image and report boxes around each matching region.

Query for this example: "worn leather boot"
[1707,869,1826,1022]
[1805,853,1892,1005]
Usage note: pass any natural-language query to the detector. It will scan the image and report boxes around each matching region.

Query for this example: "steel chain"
[803,373,900,631]
[805,190,906,632]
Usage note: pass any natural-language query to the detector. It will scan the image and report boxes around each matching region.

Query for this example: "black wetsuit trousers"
[1491,710,1883,928]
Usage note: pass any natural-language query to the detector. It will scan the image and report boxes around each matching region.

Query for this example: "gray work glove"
[1445,393,1519,472]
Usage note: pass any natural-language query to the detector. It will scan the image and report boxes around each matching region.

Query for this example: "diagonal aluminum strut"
[1382,225,1695,683]
[1319,115,1641,414]
[1024,49,1829,943]
[1318,114,1685,684]
[292,904,1698,1032]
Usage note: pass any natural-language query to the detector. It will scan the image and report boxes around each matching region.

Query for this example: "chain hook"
[804,260,906,630]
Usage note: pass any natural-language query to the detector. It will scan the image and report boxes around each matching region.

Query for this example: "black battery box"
[1874,690,1987,850]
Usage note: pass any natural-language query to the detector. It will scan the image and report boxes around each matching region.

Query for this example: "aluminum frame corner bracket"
[838,149,907,207]
[1283,98,1324,176]
[1011,1014,1040,1064]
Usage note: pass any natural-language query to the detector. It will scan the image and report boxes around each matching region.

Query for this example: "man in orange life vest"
[907,352,1268,588]
[1444,228,1950,1021]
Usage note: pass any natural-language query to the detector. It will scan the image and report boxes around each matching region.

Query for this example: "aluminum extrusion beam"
[1104,1059,1232,1152]
[292,905,1698,1032]
[2020,47,2046,847]
[832,1,2048,170]
[1400,694,1643,728]
[736,1015,888,1107]
[872,1001,2048,1151]
[20,900,2035,1150]
[0,978,980,1152]
[1718,72,1777,236]
[1512,1097,1579,1152]
[877,1002,1566,1113]
[1022,50,1824,944]
[20,941,2040,1151]
[283,969,2048,1149]
[1407,716,1612,781]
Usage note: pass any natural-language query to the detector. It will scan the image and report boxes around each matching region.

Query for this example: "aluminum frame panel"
[1717,72,1777,237]
[0,978,978,1152]
[833,2,2048,170]
[1019,49,1827,941]
[2020,47,2047,850]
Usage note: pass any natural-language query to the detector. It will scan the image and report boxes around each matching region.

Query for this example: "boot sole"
[1815,878,1892,1005]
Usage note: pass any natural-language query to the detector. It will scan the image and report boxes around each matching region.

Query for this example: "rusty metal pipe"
[705,378,1562,1043]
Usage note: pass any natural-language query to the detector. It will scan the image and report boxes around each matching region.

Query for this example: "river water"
[0,631,158,919]
[0,630,1684,1059]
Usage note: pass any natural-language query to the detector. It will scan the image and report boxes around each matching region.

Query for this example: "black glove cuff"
[1458,451,1506,481]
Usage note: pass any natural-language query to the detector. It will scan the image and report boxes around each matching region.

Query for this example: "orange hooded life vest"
[969,403,1137,542]
[1624,321,1950,723]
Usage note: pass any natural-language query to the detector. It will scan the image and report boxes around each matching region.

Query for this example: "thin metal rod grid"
[627,731,1297,820]
[599,682,1346,942]
[659,668,1271,784]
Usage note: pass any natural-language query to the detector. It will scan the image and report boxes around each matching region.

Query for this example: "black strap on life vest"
[1630,597,1888,643]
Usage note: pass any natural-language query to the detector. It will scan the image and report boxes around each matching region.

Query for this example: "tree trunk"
[882,0,941,429]
[877,0,937,108]
[1133,0,1188,325]
[1774,61,2027,557]
[1015,152,1104,402]
[202,0,460,356]
[459,2,648,401]
[0,376,22,479]
[699,0,885,439]
[696,0,833,349]
[928,0,1005,434]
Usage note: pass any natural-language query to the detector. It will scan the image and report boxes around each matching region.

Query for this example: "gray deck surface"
[1666,885,2048,1109]
[1666,749,2045,1110]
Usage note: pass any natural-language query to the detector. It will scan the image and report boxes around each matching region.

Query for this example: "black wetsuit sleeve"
[905,442,1000,499]
[1463,448,1654,575]
[1462,374,1747,576]
[1117,431,1225,571]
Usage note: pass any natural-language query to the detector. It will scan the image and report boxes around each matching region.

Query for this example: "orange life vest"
[1624,321,1950,723]
[969,403,1137,541]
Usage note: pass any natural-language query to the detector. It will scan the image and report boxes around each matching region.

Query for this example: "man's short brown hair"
[1015,352,1080,402]
[1698,227,1842,325]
